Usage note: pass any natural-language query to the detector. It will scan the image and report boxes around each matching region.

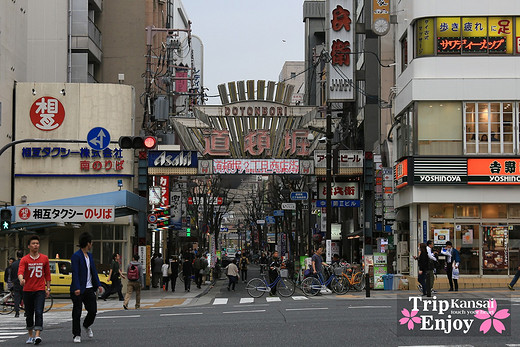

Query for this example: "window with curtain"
[464,102,516,154]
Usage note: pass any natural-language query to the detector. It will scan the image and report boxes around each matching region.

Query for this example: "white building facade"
[393,0,520,279]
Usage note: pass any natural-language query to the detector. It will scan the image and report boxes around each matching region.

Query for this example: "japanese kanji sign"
[318,182,359,200]
[468,158,520,184]
[327,0,355,101]
[213,159,300,175]
[30,97,65,131]
[16,206,115,223]
[314,150,363,168]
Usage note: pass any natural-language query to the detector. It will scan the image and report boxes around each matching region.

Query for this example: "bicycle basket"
[280,269,289,278]
[333,267,345,276]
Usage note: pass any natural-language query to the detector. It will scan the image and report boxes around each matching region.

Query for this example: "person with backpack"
[239,253,249,282]
[123,254,143,310]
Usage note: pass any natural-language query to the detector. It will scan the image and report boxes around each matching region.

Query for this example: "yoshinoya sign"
[148,151,198,168]
[327,0,355,102]
[16,206,115,223]
[396,157,520,187]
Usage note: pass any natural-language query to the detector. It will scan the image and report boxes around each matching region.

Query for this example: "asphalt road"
[2,266,520,346]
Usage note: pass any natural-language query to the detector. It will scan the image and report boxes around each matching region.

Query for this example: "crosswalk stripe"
[292,296,308,300]
[266,297,281,302]
[213,298,228,305]
[239,298,254,304]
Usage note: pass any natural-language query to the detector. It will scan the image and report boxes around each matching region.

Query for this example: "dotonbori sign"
[148,151,198,168]
[327,0,355,102]
[16,206,115,223]
[198,159,315,175]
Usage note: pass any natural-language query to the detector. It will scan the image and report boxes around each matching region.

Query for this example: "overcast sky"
[183,0,305,104]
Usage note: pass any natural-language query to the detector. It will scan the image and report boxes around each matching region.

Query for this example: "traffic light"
[186,227,191,237]
[118,136,157,149]
[1,208,12,231]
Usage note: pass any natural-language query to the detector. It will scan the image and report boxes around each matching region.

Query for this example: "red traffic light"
[143,136,157,149]
[118,136,157,149]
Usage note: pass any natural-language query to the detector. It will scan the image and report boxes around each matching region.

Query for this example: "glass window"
[401,34,408,71]
[429,204,454,218]
[455,225,479,274]
[456,205,479,218]
[464,102,517,154]
[510,225,520,275]
[483,225,508,275]
[509,205,520,218]
[482,204,507,219]
[418,102,463,155]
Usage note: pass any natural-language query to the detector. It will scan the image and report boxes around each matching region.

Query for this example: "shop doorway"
[482,225,509,275]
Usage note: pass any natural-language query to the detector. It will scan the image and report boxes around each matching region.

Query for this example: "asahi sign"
[327,0,355,102]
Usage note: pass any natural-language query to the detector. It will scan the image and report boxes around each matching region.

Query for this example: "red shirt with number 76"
[18,254,51,292]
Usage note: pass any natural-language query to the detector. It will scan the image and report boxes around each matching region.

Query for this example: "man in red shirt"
[17,235,51,345]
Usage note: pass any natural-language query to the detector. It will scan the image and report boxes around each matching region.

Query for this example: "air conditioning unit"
[400,257,409,273]
[397,241,408,254]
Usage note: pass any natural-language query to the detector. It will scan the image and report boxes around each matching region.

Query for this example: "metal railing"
[88,18,102,49]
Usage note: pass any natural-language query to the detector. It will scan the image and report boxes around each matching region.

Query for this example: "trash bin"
[383,274,394,290]
[393,274,403,290]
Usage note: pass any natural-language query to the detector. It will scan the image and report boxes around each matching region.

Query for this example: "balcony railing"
[88,18,102,50]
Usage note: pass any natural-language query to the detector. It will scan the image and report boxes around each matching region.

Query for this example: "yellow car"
[1,259,111,296]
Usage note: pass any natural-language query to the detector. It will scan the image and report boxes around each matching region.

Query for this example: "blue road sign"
[87,127,111,150]
[265,216,276,224]
[290,192,308,200]
[273,210,284,217]
[220,227,229,233]
[316,200,361,208]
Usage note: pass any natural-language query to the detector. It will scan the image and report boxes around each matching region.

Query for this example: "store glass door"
[455,224,480,274]
[482,225,509,275]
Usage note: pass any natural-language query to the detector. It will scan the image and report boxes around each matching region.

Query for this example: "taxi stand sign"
[16,206,115,223]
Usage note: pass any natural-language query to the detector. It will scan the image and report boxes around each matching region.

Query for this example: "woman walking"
[417,243,429,296]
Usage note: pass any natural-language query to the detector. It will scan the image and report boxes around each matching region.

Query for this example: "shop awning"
[3,190,147,232]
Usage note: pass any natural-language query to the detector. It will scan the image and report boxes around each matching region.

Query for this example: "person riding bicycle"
[268,251,281,296]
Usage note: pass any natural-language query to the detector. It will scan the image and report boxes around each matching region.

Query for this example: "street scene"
[2,0,520,346]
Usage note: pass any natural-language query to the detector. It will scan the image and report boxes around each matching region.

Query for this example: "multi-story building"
[279,61,305,105]
[393,0,520,281]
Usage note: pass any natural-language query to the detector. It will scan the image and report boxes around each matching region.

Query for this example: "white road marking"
[240,298,254,304]
[97,315,141,319]
[213,298,228,305]
[286,307,328,311]
[348,305,392,309]
[160,312,203,316]
[291,296,308,300]
[506,345,520,346]
[266,297,281,302]
[223,310,266,314]
[397,345,474,347]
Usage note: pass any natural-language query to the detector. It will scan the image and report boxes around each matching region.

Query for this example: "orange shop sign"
[394,159,408,189]
[468,158,520,184]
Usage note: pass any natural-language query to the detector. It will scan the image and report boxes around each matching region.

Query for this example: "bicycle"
[338,266,366,292]
[246,268,296,298]
[0,291,53,315]
[301,265,347,296]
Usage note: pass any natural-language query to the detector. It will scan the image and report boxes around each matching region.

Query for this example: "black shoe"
[123,304,128,310]
[102,298,107,301]
[448,288,453,291]
[119,299,124,301]
[14,312,19,318]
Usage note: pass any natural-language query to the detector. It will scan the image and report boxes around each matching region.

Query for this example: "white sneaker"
[26,337,34,344]
[74,336,81,343]
[84,327,93,338]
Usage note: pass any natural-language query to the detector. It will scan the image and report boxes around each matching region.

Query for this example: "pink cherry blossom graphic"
[474,299,510,334]
[399,308,422,330]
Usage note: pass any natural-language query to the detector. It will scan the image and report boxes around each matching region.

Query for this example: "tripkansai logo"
[397,296,511,336]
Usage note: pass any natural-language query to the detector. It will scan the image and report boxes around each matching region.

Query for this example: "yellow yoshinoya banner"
[416,18,434,57]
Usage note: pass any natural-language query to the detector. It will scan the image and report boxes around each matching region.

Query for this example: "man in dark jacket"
[182,258,193,292]
[9,251,23,317]
[70,232,102,343]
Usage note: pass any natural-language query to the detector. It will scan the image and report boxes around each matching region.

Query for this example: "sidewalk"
[50,281,214,312]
